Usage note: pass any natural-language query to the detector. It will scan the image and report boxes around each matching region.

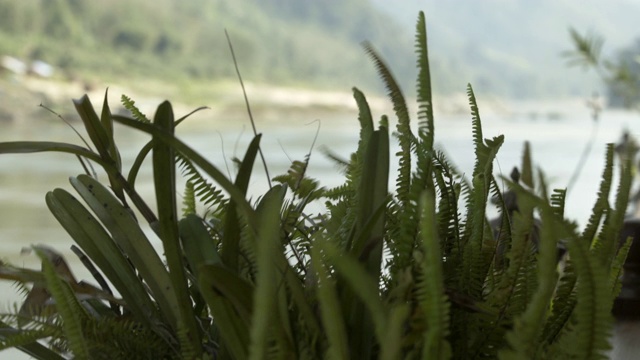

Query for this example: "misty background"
[2,0,640,106]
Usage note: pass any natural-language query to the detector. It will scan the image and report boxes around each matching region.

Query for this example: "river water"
[0,98,638,357]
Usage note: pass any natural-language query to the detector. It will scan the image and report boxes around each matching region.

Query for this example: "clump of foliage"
[566,27,640,108]
[0,12,632,359]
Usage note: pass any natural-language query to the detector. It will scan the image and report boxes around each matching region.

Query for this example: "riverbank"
[0,73,597,128]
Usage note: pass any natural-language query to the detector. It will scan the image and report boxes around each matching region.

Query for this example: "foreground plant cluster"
[0,12,633,360]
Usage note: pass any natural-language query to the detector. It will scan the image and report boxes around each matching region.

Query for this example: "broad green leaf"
[249,185,287,360]
[0,141,108,168]
[198,264,254,324]
[221,134,262,272]
[347,127,389,359]
[311,242,349,360]
[100,88,120,170]
[380,304,410,360]
[151,101,201,357]
[320,241,387,344]
[179,214,223,276]
[46,187,158,325]
[73,94,113,163]
[353,127,389,269]
[71,175,179,328]
[199,267,250,360]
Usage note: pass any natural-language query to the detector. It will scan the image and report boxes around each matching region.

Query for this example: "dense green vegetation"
[564,28,640,109]
[0,12,631,359]
[0,0,413,92]
[599,38,640,108]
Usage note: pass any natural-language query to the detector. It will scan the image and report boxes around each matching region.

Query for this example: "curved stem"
[567,98,601,193]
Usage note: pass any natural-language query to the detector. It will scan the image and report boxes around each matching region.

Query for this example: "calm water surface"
[0,102,638,358]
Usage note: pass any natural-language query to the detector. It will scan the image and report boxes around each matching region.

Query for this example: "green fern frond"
[415,11,435,151]
[310,236,349,360]
[120,94,150,123]
[362,43,413,208]
[272,156,324,201]
[81,316,177,359]
[550,188,567,218]
[10,282,32,301]
[591,144,633,269]
[467,84,485,178]
[610,237,632,301]
[581,144,614,245]
[177,152,228,215]
[433,153,462,259]
[321,87,379,258]
[471,180,538,357]
[323,183,352,200]
[551,239,612,359]
[488,175,512,263]
[35,247,91,359]
[564,28,603,69]
[417,190,452,359]
[499,204,561,359]
[177,324,198,360]
[182,180,197,217]
[520,142,534,188]
[459,87,505,304]
[0,312,63,352]
[320,147,349,174]
[542,259,577,345]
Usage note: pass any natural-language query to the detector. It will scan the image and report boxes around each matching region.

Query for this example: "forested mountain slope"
[0,0,413,92]
[373,0,640,98]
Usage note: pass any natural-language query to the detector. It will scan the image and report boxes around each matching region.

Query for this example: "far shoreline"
[0,74,609,127]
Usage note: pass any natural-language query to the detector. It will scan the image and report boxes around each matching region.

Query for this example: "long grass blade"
[249,185,287,360]
[221,134,262,272]
[152,101,201,357]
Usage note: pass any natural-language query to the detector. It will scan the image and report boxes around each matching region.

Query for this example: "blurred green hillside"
[5,0,637,102]
[373,0,640,99]
[0,0,414,98]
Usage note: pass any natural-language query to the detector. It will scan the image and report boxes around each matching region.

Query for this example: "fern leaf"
[581,144,614,245]
[362,43,413,208]
[520,141,534,188]
[593,144,633,268]
[34,246,91,359]
[499,204,561,359]
[542,260,577,345]
[182,181,197,217]
[552,239,612,359]
[177,152,228,214]
[363,41,417,285]
[432,152,462,259]
[415,11,435,151]
[417,190,452,359]
[564,28,603,69]
[120,94,150,123]
[311,238,349,360]
[550,188,567,219]
[610,236,632,301]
